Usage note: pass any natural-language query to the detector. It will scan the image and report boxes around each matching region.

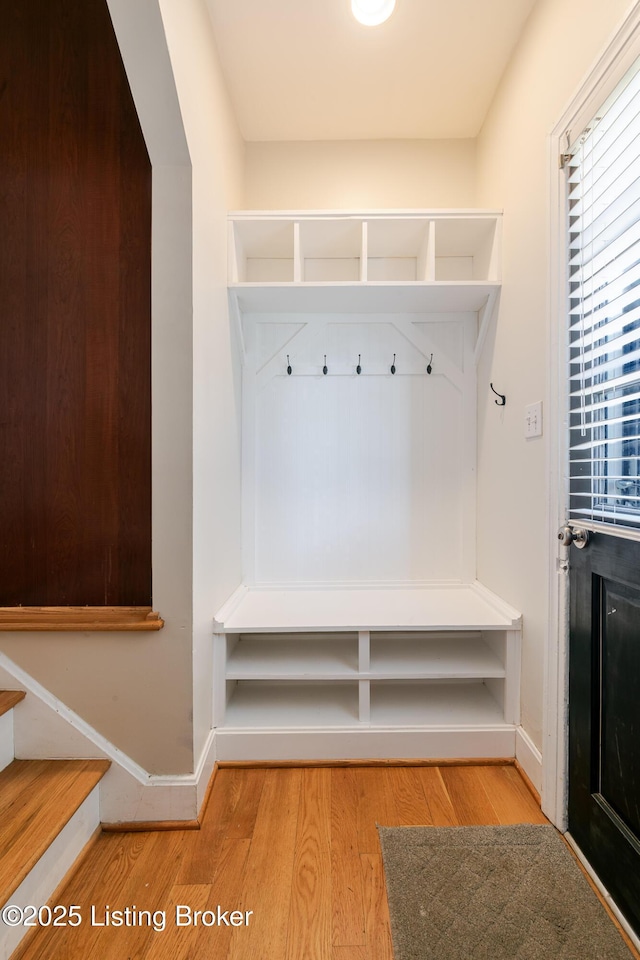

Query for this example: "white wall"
[243,313,476,586]
[156,0,245,768]
[474,0,634,752]
[244,139,476,210]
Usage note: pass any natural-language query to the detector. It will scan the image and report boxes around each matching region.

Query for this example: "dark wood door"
[569,529,640,935]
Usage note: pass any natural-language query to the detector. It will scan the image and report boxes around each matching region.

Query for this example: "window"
[567,59,640,528]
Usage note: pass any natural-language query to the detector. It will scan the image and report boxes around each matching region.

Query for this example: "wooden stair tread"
[0,690,25,717]
[0,758,110,905]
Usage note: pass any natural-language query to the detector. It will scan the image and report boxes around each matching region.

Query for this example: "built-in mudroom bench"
[213,583,521,760]
[214,210,521,761]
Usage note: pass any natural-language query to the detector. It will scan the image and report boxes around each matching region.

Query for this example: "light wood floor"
[13,763,550,959]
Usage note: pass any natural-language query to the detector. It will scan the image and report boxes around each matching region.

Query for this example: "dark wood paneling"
[0,0,152,605]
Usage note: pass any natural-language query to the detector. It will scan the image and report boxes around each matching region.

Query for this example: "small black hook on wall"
[323,355,328,375]
[286,355,292,376]
[490,382,506,406]
[356,354,362,375]
[426,354,433,375]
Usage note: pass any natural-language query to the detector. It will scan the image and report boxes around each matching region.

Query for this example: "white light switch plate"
[525,401,543,438]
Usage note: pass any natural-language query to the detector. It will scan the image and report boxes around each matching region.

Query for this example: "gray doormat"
[378,824,633,960]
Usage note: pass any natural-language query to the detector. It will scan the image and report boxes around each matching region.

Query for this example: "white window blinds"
[568,60,640,529]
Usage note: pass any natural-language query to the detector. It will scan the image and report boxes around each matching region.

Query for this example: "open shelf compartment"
[367,632,505,679]
[230,218,295,283]
[224,680,359,728]
[434,217,500,281]
[369,680,506,726]
[299,218,363,281]
[366,218,433,281]
[226,632,358,679]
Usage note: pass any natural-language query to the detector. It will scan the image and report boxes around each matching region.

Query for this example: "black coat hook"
[426,354,433,375]
[391,354,396,375]
[356,354,362,375]
[323,355,328,375]
[286,355,292,376]
[490,382,506,406]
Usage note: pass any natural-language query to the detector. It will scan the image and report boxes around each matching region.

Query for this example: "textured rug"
[378,824,633,960]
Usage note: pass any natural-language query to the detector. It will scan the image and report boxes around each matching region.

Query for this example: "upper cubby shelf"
[228,210,502,314]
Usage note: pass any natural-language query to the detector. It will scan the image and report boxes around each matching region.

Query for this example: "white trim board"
[214,726,516,763]
[230,208,504,219]
[231,282,499,315]
[0,654,216,824]
[516,725,543,795]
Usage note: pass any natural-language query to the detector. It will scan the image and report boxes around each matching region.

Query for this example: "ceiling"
[205,0,537,142]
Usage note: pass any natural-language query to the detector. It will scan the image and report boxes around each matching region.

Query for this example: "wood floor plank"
[333,947,369,960]
[142,883,211,960]
[355,768,397,853]
[285,768,332,960]
[200,838,253,959]
[226,768,302,960]
[385,767,433,825]
[330,768,366,947]
[176,768,239,884]
[145,840,253,960]
[85,830,184,960]
[438,765,501,825]
[52,832,149,912]
[224,768,266,840]
[360,853,393,960]
[473,764,548,825]
[413,766,460,825]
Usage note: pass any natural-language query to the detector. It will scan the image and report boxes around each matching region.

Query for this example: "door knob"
[557,524,589,549]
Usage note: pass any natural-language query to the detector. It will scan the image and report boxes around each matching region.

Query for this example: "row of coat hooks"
[285,354,434,376]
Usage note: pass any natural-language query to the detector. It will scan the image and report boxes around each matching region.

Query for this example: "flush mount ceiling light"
[351,0,396,26]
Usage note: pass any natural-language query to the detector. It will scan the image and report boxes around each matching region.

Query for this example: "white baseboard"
[214,725,517,762]
[515,725,543,794]
[100,730,218,823]
[0,653,217,824]
[0,788,101,960]
[196,728,217,813]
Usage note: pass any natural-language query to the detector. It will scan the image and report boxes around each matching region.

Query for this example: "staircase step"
[0,758,110,908]
[0,691,25,717]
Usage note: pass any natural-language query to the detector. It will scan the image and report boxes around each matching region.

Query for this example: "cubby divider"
[358,680,371,723]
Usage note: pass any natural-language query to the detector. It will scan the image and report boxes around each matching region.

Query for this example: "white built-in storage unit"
[215,211,520,761]
[213,583,521,760]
